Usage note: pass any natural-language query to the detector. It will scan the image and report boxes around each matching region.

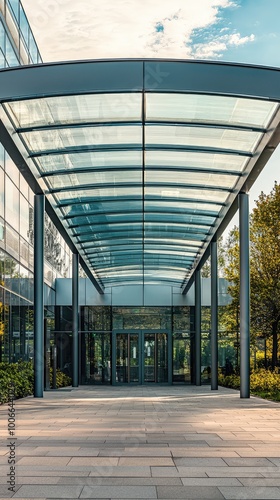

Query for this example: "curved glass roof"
[0,60,280,291]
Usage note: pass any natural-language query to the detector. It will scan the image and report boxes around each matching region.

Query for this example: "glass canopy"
[3,86,279,288]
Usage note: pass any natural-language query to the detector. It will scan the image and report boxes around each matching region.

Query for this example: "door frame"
[112,329,172,385]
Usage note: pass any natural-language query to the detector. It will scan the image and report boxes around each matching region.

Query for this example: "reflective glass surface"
[3,90,277,287]
[8,93,142,128]
[146,93,278,128]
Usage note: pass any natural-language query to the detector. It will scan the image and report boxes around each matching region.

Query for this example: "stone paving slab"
[1,385,280,499]
[13,485,83,498]
[218,486,280,499]
[156,485,225,498]
[80,485,157,498]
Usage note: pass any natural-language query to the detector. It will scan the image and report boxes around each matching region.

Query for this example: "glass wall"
[0,0,42,68]
[54,305,215,386]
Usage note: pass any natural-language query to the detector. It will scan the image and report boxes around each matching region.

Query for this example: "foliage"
[0,361,34,404]
[250,182,280,366]
[49,367,71,388]
[221,182,280,367]
[218,368,280,401]
[0,361,71,404]
[201,237,226,277]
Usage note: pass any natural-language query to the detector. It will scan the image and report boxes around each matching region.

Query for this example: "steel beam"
[195,269,201,386]
[211,240,218,390]
[72,253,79,388]
[34,194,45,398]
[239,192,250,398]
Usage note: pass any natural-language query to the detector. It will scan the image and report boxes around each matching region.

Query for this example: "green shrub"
[49,367,71,388]
[0,361,72,404]
[219,368,280,401]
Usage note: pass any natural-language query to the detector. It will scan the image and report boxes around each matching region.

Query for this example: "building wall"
[55,278,231,307]
[0,0,73,363]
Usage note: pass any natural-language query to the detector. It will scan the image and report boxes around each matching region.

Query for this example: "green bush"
[219,368,280,401]
[49,367,71,388]
[0,361,71,404]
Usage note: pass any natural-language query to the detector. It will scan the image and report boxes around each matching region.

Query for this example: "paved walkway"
[1,385,280,499]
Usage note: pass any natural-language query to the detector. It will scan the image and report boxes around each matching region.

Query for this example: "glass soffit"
[2,90,278,287]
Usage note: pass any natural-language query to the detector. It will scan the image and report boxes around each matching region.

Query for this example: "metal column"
[239,192,250,398]
[34,194,45,398]
[195,269,201,386]
[211,240,218,390]
[72,253,79,387]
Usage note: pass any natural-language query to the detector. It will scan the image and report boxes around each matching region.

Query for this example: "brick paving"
[1,385,280,499]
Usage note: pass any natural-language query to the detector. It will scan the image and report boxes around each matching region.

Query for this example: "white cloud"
[21,0,254,62]
[227,33,255,46]
[191,31,255,59]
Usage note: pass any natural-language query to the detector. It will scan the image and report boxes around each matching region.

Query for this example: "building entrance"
[112,331,168,384]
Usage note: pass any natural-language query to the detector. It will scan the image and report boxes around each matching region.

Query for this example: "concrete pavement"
[1,385,280,499]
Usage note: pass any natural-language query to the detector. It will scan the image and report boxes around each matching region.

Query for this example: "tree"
[200,237,226,278]
[222,182,280,369]
[250,182,280,368]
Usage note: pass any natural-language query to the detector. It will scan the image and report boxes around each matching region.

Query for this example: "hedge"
[219,368,280,401]
[0,361,71,404]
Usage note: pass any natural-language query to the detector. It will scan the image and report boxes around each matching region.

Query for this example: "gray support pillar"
[72,253,79,387]
[239,192,250,398]
[195,269,201,386]
[34,194,45,398]
[211,241,218,390]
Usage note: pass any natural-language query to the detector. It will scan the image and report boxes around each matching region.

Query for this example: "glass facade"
[0,0,42,67]
[53,305,213,386]
[0,1,72,364]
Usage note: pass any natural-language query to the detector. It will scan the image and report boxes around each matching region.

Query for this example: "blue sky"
[21,0,280,227]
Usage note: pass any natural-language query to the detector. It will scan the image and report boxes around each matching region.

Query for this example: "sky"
[21,0,280,233]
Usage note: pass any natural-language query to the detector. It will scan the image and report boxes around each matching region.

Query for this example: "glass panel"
[46,169,142,190]
[144,334,155,382]
[5,151,19,184]
[116,334,128,383]
[5,36,19,66]
[74,221,142,235]
[7,93,142,128]
[55,186,142,203]
[130,334,139,383]
[0,49,5,69]
[173,334,191,383]
[146,93,278,129]
[61,200,142,217]
[8,0,19,21]
[19,236,29,267]
[5,176,19,232]
[146,169,238,190]
[145,212,215,226]
[20,195,30,240]
[36,150,142,174]
[144,200,221,215]
[145,185,229,204]
[0,20,5,49]
[81,332,111,384]
[19,5,29,43]
[145,237,202,247]
[145,125,261,153]
[21,125,142,153]
[29,33,37,63]
[157,334,168,383]
[5,224,19,256]
[0,168,4,218]
[144,222,209,235]
[146,150,247,172]
[70,213,142,227]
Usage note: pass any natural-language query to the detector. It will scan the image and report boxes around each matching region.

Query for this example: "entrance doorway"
[112,331,168,384]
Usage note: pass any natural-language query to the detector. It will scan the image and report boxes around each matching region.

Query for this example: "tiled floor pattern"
[0,385,280,499]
